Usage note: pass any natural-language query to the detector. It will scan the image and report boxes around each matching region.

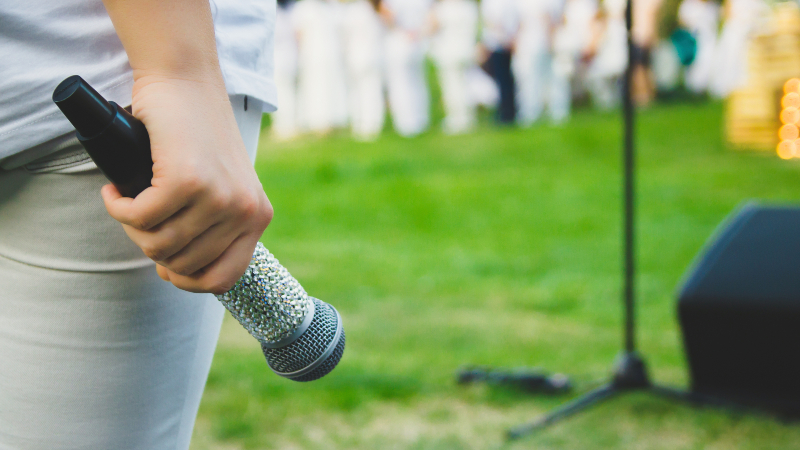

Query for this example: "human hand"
[101,74,273,294]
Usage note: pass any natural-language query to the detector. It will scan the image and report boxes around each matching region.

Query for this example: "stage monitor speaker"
[678,202,800,416]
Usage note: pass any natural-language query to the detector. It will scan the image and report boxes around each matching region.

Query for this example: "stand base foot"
[456,366,572,394]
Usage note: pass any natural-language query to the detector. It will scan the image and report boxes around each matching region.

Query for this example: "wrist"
[131,70,229,106]
[129,45,224,86]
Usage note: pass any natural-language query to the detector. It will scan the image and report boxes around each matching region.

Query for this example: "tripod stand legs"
[504,352,757,442]
[507,383,617,440]
[506,352,648,440]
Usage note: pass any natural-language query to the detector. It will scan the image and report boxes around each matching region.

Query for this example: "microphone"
[52,75,345,381]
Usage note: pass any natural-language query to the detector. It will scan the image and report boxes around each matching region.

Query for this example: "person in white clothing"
[551,0,598,122]
[631,0,664,105]
[585,0,628,110]
[272,0,301,140]
[513,0,565,125]
[710,0,768,98]
[329,0,351,129]
[678,0,720,94]
[562,0,599,62]
[341,0,386,141]
[481,0,519,124]
[0,0,276,448]
[429,0,479,134]
[381,0,433,137]
[293,0,349,134]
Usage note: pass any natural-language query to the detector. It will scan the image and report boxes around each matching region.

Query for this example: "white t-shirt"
[383,0,433,34]
[0,0,278,167]
[480,0,518,51]
[431,0,479,66]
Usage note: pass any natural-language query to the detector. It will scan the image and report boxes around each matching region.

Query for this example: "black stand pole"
[499,1,752,441]
[503,1,681,440]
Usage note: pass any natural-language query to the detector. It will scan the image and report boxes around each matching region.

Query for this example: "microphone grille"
[291,329,345,382]
[262,298,345,381]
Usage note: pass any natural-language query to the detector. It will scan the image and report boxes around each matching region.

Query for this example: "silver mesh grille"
[262,298,344,380]
[291,330,345,382]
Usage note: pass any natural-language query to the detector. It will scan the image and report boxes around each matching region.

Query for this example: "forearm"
[101,0,223,83]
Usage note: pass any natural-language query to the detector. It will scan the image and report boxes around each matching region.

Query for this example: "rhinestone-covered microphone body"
[53,76,344,382]
[216,243,345,381]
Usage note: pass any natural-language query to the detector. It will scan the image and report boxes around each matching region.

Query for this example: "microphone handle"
[81,103,153,198]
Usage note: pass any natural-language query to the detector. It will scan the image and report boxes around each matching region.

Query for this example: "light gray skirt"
[0,95,261,450]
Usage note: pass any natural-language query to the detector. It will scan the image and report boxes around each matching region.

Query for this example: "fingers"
[109,178,271,285]
[119,200,225,262]
[159,222,237,276]
[101,180,191,231]
[159,234,260,295]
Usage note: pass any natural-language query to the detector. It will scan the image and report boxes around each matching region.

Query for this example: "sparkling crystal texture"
[216,243,312,344]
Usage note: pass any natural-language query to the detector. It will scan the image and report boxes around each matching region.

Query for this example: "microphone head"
[262,298,345,382]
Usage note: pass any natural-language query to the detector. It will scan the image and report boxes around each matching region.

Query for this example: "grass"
[191,101,800,449]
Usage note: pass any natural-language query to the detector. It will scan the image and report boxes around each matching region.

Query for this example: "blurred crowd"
[271,0,770,141]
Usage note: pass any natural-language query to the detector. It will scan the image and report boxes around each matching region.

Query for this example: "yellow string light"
[782,92,800,109]
[778,140,796,159]
[775,80,800,160]
[781,106,800,125]
[785,78,800,95]
[779,123,799,140]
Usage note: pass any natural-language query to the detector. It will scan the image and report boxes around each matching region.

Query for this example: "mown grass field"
[191,101,800,449]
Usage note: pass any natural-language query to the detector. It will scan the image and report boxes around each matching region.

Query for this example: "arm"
[100,0,274,294]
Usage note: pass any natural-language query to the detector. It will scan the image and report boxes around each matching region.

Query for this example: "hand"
[101,74,273,294]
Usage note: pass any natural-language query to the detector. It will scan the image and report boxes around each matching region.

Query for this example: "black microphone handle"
[53,75,153,198]
[85,102,153,198]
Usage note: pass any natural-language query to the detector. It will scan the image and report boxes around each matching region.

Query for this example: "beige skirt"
[0,95,261,450]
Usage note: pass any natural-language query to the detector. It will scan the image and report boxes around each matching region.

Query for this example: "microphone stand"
[506,7,679,420]
[460,0,752,440]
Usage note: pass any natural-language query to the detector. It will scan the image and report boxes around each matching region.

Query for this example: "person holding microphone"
[0,0,276,447]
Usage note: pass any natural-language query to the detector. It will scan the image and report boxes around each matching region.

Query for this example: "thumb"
[156,264,171,282]
[100,183,134,218]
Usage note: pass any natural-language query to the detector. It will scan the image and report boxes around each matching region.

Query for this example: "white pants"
[513,43,549,126]
[515,42,572,126]
[549,66,572,125]
[385,31,429,137]
[0,95,261,450]
[348,68,385,141]
[272,69,299,140]
[435,62,475,134]
[684,33,716,95]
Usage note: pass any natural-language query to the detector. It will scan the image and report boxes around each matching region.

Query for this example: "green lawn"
[191,101,800,450]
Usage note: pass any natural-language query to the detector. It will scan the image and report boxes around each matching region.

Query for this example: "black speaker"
[678,202,800,416]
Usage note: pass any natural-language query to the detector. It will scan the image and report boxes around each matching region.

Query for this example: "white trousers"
[0,95,261,450]
[514,50,572,126]
[513,43,550,126]
[385,31,430,137]
[348,68,385,141]
[272,70,300,140]
[435,62,475,134]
